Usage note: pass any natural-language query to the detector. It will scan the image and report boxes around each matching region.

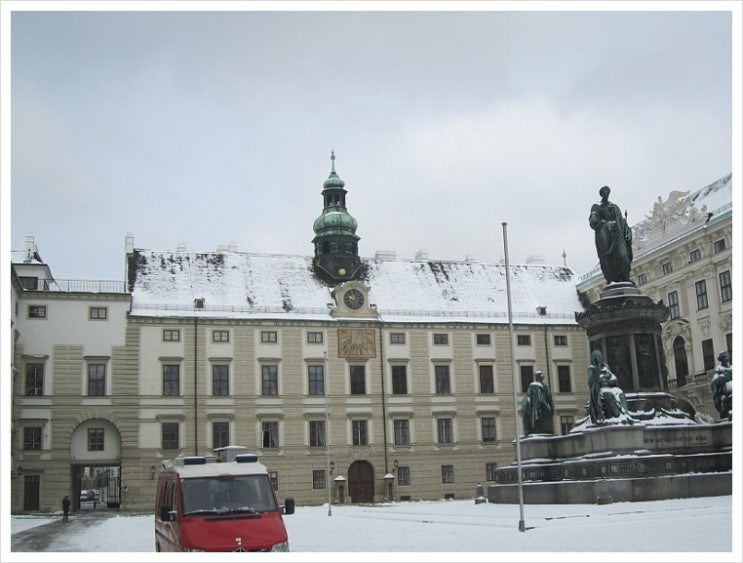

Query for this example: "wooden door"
[347,461,374,503]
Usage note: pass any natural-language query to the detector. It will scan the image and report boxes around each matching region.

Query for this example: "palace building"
[9,156,731,513]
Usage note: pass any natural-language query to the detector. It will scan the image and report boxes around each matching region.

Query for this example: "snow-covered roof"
[129,250,582,325]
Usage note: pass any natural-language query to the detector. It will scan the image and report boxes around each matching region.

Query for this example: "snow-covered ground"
[7,495,739,561]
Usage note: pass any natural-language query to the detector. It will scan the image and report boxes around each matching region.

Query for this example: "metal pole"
[324,351,332,516]
[502,222,526,532]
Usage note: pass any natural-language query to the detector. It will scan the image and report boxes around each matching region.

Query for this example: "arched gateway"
[69,419,122,510]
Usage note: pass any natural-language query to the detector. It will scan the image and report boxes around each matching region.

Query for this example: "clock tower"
[312,151,362,282]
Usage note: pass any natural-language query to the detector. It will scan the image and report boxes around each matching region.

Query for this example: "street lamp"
[324,351,332,516]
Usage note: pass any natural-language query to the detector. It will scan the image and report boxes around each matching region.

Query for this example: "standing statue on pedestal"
[522,370,555,435]
[589,185,634,283]
[587,349,630,424]
[711,351,732,420]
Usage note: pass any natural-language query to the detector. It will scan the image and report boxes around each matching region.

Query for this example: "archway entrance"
[69,419,122,511]
[348,460,374,503]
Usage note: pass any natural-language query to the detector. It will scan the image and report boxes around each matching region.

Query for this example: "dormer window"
[19,276,39,290]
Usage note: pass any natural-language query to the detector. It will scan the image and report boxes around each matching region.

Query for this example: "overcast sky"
[4,2,738,282]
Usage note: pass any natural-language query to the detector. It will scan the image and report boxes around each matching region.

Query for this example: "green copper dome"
[313,209,358,235]
[312,151,362,282]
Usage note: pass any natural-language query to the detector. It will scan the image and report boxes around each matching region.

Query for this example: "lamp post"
[324,351,332,516]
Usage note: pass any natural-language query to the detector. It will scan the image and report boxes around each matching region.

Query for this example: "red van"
[155,447,295,552]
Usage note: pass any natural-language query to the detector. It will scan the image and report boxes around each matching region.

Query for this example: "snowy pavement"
[6,495,738,560]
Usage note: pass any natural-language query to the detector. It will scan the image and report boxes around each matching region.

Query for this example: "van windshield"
[180,475,277,516]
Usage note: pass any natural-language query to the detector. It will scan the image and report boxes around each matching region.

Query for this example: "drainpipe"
[379,323,389,474]
[193,298,204,456]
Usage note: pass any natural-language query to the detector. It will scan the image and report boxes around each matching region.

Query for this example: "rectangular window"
[479,365,494,394]
[87,364,106,396]
[433,333,448,345]
[28,305,46,319]
[662,261,673,275]
[213,421,230,449]
[212,365,229,396]
[163,365,180,396]
[719,270,732,303]
[667,291,680,319]
[638,273,648,285]
[261,331,278,343]
[163,329,180,342]
[435,365,451,394]
[481,417,496,442]
[486,462,498,482]
[212,330,229,342]
[553,335,568,346]
[312,469,326,490]
[352,420,368,446]
[441,464,454,484]
[517,334,531,346]
[702,339,715,371]
[476,334,491,345]
[397,466,411,486]
[309,420,326,447]
[557,365,572,392]
[262,365,279,395]
[690,249,701,263]
[520,365,534,393]
[307,331,323,344]
[560,416,575,436]
[87,428,104,451]
[262,421,279,448]
[390,332,405,344]
[89,307,108,320]
[308,365,325,395]
[391,365,408,394]
[23,427,42,450]
[393,420,410,445]
[437,418,453,444]
[162,422,179,450]
[25,363,44,396]
[350,365,366,395]
[714,239,726,253]
[695,280,709,310]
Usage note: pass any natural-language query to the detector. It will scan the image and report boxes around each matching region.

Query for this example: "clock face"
[343,288,364,310]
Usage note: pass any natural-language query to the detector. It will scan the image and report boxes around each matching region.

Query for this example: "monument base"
[489,418,731,504]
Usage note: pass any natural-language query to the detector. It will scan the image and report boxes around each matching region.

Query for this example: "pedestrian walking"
[62,495,71,523]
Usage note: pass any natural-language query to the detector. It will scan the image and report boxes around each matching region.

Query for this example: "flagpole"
[502,222,526,532]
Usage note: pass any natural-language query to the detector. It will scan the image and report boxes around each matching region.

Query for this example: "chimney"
[414,249,429,260]
[125,233,134,254]
[24,234,36,261]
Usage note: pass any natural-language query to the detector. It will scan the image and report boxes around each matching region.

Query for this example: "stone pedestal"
[489,420,732,504]
[575,282,669,392]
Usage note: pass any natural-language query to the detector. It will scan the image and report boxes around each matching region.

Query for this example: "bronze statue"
[587,349,629,423]
[522,370,555,434]
[711,351,732,420]
[589,186,633,283]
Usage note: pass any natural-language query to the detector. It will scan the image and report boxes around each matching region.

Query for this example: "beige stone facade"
[10,260,590,512]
